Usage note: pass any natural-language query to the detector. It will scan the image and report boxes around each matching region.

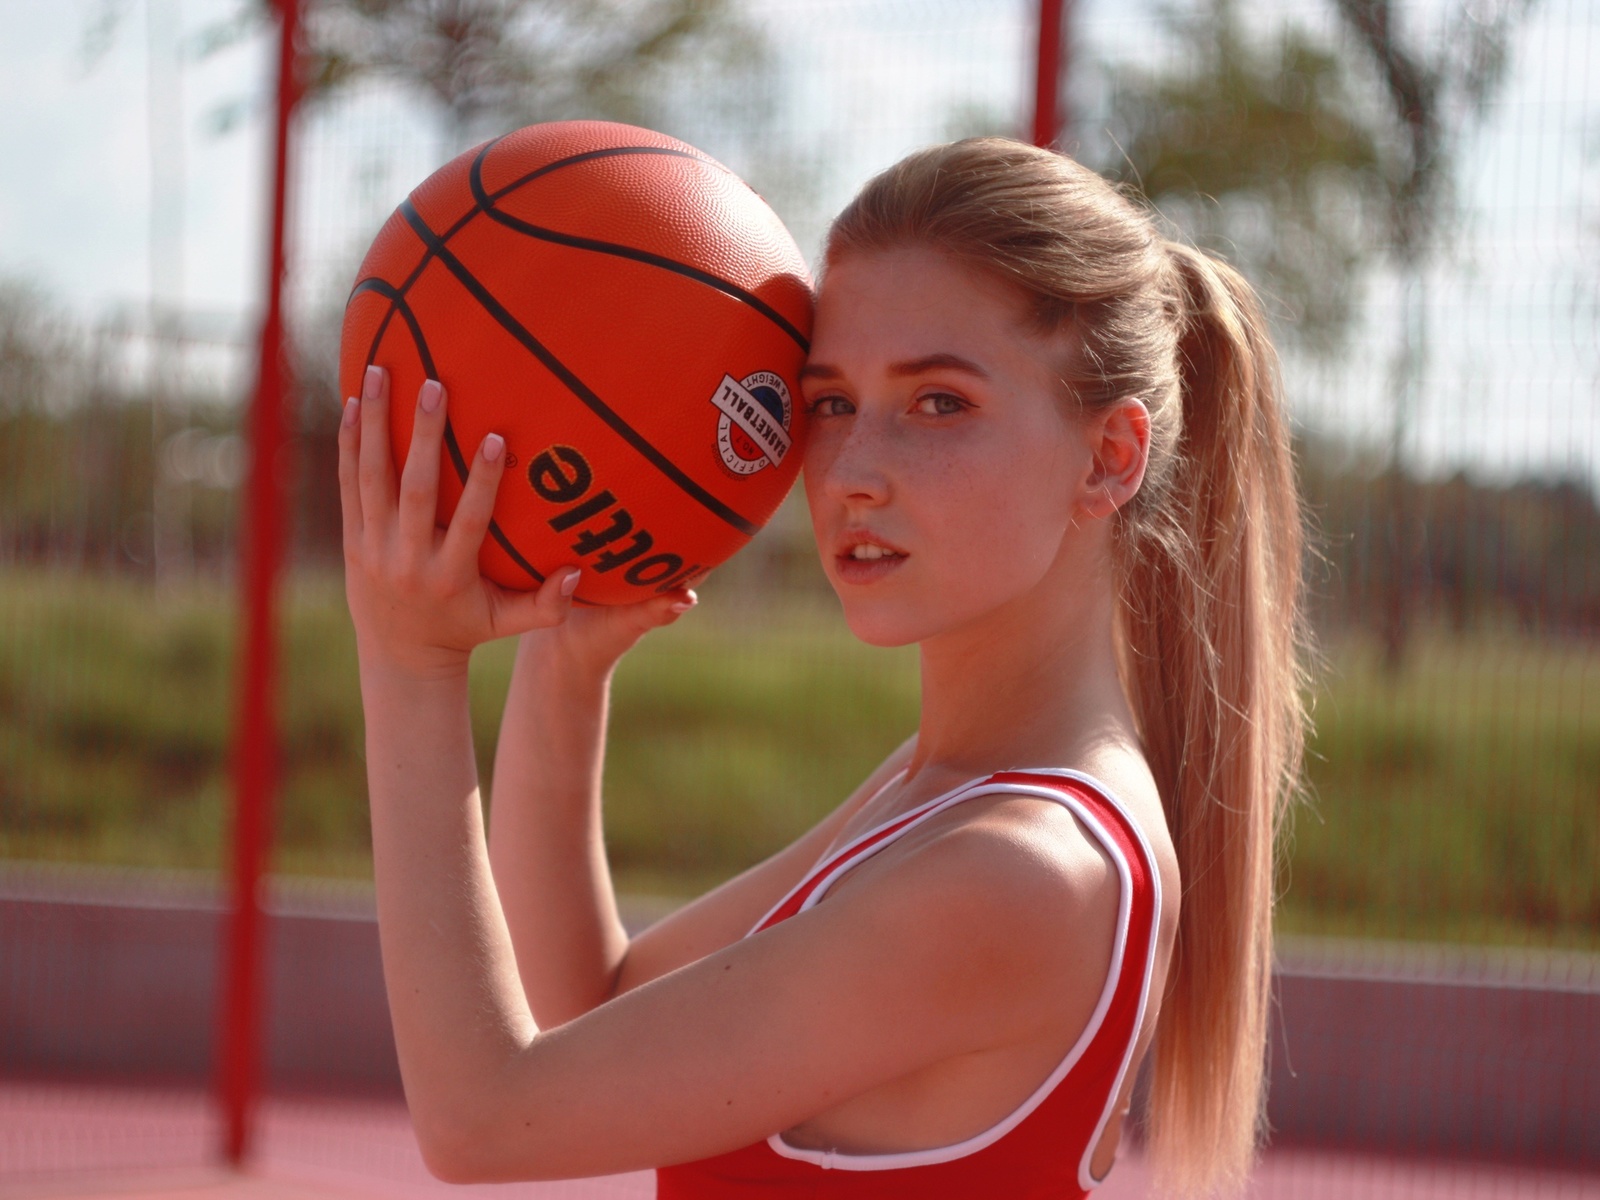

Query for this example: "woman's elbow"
[415,1110,565,1184]
[415,1118,490,1183]
[413,1110,513,1183]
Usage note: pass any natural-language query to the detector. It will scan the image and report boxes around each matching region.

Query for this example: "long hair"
[826,138,1311,1197]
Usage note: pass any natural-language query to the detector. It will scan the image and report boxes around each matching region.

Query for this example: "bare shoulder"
[818,790,1128,1044]
[894,763,1181,989]
[1067,756,1181,943]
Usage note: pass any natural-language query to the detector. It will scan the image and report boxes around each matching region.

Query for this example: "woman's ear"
[1077,399,1150,520]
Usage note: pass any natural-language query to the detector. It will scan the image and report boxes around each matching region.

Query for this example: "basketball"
[338,120,814,605]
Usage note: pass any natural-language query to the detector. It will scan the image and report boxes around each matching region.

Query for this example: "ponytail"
[825,139,1312,1198]
[1120,243,1310,1196]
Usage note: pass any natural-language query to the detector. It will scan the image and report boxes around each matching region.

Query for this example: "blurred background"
[1,0,1597,1196]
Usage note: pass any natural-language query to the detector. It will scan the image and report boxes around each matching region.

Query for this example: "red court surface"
[4,1080,1599,1200]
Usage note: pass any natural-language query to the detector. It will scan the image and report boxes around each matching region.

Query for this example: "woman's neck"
[907,545,1135,783]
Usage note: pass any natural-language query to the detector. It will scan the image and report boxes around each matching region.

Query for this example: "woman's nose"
[813,412,893,505]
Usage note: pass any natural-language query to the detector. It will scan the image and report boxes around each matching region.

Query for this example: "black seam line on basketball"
[344,143,733,361]
[484,143,728,204]
[348,277,555,592]
[343,138,516,317]
[397,199,761,539]
[344,142,726,315]
[467,152,810,355]
[352,278,438,379]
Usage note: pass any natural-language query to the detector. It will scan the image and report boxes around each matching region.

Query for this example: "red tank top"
[656,768,1162,1200]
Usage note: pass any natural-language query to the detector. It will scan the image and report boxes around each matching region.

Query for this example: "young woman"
[338,137,1309,1198]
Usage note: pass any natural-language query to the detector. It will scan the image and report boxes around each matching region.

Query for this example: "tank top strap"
[745,767,1160,946]
[742,765,971,936]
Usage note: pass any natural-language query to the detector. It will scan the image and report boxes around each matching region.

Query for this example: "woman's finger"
[440,430,507,576]
[488,567,583,637]
[397,379,446,549]
[613,587,699,635]
[356,365,397,533]
[337,396,363,549]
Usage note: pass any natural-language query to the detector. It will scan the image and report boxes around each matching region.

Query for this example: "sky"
[2,0,1596,488]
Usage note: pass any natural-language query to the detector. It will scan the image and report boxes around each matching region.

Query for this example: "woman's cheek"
[941,447,1071,582]
[919,471,1053,595]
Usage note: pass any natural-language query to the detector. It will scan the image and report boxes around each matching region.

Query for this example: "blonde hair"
[827,138,1310,1197]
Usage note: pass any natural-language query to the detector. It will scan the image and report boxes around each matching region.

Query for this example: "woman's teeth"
[850,545,898,560]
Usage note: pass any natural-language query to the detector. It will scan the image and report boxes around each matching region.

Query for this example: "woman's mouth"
[834,541,908,584]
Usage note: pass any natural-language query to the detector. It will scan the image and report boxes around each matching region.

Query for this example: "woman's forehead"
[809,247,1067,373]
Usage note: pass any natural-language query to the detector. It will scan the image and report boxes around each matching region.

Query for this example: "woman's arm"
[339,363,563,1149]
[489,625,921,1026]
[340,367,1116,1184]
[486,637,625,1029]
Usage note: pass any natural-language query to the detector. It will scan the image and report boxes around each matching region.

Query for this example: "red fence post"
[1032,0,1066,148]
[219,0,300,1166]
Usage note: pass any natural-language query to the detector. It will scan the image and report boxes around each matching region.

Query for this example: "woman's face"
[801,245,1102,647]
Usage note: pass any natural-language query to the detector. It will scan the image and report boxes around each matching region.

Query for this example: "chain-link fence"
[2,0,1597,1192]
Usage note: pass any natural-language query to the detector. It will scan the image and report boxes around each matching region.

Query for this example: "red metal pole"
[1032,0,1065,148]
[219,0,299,1166]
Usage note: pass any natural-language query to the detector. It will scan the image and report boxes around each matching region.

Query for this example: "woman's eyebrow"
[888,353,990,378]
[798,353,990,382]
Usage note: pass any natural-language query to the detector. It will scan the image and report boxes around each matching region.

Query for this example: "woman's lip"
[833,551,908,585]
[836,531,908,557]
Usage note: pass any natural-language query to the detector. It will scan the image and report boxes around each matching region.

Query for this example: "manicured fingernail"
[362,365,383,401]
[342,397,359,428]
[560,569,582,597]
[482,433,505,463]
[669,589,698,614]
[418,380,442,414]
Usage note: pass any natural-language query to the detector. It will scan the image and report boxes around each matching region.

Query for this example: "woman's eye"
[808,395,854,417]
[913,393,967,416]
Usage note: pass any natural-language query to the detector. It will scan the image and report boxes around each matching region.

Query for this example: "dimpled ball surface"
[339,120,814,604]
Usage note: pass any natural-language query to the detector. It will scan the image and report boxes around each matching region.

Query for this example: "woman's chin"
[833,598,933,649]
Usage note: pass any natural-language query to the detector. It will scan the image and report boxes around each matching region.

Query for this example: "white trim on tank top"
[746,767,1162,1191]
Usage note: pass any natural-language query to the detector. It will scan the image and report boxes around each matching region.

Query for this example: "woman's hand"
[338,365,695,680]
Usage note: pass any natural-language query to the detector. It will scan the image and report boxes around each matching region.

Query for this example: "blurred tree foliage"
[1333,0,1536,278]
[1094,0,1386,354]
[1298,435,1600,637]
[1329,0,1539,670]
[0,283,242,573]
[189,0,772,154]
[0,282,80,418]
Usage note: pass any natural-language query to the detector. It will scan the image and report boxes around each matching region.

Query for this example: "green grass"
[1,569,1596,950]
[1281,631,1600,948]
[0,570,920,891]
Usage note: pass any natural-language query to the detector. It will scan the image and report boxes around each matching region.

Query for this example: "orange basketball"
[339,121,813,605]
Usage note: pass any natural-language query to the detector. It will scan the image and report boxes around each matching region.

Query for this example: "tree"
[200,0,770,155]
[1332,0,1538,669]
[1092,0,1387,355]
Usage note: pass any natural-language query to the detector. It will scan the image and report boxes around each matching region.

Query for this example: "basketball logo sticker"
[710,371,792,476]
